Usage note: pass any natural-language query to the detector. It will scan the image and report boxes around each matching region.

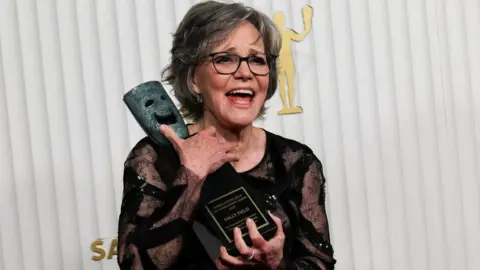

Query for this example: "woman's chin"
[221,114,257,129]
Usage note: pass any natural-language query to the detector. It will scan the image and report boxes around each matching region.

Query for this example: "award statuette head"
[123,81,189,145]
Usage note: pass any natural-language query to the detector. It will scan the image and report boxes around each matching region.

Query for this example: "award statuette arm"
[289,6,313,42]
[117,140,204,269]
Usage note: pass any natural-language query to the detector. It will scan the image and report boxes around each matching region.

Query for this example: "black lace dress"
[117,129,336,269]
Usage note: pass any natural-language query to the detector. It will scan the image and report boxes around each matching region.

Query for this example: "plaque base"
[193,164,277,261]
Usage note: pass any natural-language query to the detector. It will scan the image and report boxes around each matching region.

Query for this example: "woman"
[117,1,336,269]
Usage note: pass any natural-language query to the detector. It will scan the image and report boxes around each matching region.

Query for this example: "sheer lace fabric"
[117,130,336,269]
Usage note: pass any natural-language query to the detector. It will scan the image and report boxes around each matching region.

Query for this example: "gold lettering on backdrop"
[108,238,118,259]
[91,239,106,261]
[90,238,118,261]
[273,6,313,115]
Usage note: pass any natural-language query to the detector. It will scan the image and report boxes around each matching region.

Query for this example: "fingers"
[246,218,267,248]
[203,125,217,137]
[269,211,285,239]
[127,245,143,270]
[223,153,240,163]
[233,227,255,259]
[219,246,245,266]
[118,244,125,263]
[215,257,229,270]
[160,124,183,150]
[218,246,256,269]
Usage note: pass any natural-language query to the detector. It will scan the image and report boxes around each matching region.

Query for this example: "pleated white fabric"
[0,0,478,269]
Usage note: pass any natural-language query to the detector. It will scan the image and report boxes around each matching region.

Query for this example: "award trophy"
[123,80,189,145]
[123,81,277,261]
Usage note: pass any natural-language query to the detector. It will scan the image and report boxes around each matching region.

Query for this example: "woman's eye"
[214,56,234,64]
[250,56,267,65]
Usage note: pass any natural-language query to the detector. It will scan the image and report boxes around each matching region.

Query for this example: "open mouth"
[225,89,255,105]
[154,112,177,125]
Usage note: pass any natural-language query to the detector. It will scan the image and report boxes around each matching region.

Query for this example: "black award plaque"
[194,163,278,261]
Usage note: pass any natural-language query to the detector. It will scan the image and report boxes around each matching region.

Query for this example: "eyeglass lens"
[212,53,271,75]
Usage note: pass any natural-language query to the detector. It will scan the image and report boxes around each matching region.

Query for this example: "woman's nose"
[234,60,254,79]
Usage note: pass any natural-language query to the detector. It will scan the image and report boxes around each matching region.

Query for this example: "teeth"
[233,99,250,105]
[229,89,253,96]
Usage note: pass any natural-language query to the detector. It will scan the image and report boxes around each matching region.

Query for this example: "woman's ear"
[191,69,201,95]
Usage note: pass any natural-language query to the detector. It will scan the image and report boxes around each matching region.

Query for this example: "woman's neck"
[187,114,266,172]
[189,116,255,158]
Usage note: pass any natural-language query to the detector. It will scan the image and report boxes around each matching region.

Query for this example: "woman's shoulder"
[263,129,315,155]
[125,136,158,160]
[262,129,317,170]
[125,136,178,166]
[124,136,181,183]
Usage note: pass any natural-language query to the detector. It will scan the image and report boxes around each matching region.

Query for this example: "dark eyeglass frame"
[207,52,277,76]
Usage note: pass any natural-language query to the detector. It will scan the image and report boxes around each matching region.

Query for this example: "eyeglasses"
[208,52,277,76]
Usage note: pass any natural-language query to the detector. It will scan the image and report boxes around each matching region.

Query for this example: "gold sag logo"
[273,6,313,115]
[91,237,118,261]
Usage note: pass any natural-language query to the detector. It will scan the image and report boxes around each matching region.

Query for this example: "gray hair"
[161,0,282,122]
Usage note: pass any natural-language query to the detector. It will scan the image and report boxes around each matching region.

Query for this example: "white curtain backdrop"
[0,0,479,269]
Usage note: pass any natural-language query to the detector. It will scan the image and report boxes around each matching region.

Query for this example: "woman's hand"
[216,212,285,270]
[160,125,238,180]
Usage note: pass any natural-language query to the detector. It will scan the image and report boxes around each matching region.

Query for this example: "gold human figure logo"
[274,6,313,115]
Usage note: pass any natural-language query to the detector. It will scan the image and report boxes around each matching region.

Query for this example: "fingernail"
[246,218,252,224]
[159,124,165,131]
